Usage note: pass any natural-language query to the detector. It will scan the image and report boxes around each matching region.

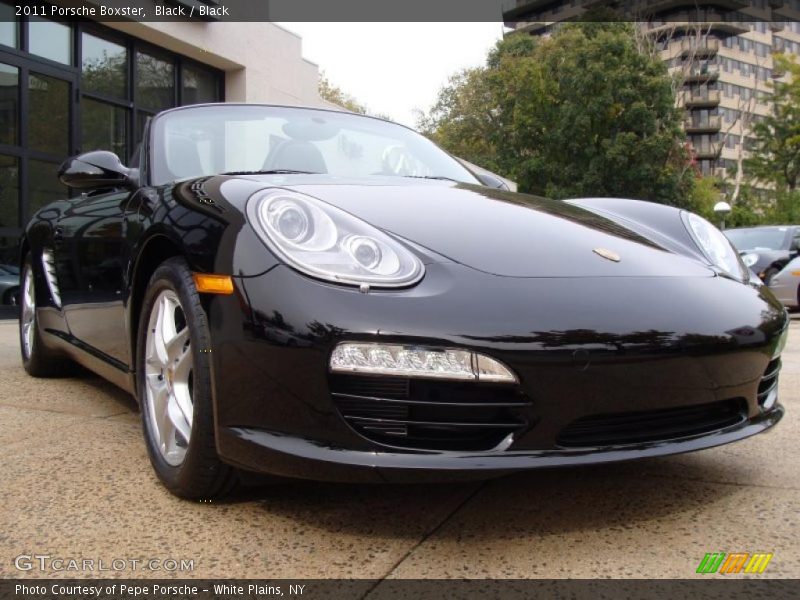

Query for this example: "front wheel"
[137,257,237,499]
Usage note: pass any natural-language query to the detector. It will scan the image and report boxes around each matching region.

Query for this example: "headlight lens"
[773,326,789,359]
[683,212,747,281]
[741,252,759,268]
[249,190,424,287]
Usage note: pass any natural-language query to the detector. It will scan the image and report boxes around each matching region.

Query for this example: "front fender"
[128,177,280,278]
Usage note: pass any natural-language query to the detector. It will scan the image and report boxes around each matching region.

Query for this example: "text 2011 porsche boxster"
[19,104,788,498]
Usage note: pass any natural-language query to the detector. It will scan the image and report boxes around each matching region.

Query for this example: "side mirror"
[58,151,139,190]
[475,172,510,191]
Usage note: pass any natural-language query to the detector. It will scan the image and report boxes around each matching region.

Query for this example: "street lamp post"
[713,200,732,230]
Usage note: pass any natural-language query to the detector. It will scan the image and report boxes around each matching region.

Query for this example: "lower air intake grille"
[330,374,530,451]
[556,398,747,448]
[757,358,780,408]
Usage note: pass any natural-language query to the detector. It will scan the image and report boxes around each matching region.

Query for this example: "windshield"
[149,105,480,186]
[725,228,789,251]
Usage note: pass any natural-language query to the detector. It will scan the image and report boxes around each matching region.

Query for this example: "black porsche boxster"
[19,104,788,498]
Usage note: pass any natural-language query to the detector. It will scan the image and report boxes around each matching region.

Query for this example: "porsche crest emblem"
[593,248,621,262]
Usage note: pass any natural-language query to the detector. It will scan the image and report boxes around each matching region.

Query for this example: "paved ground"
[1,316,798,580]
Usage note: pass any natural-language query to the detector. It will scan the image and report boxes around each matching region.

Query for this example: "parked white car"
[769,256,800,310]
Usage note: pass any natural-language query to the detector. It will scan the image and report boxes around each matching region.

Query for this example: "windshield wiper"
[399,175,459,182]
[221,169,321,176]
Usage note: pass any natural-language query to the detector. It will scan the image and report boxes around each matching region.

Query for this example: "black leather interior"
[264,140,328,174]
[167,136,204,180]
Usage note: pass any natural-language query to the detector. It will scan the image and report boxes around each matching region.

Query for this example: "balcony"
[708,166,728,179]
[684,115,722,133]
[680,38,720,57]
[683,65,720,82]
[645,0,748,12]
[692,143,720,159]
[648,21,749,37]
[770,22,786,32]
[681,90,721,107]
[514,21,549,34]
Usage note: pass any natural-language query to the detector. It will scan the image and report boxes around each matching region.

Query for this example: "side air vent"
[758,357,780,410]
[41,249,61,308]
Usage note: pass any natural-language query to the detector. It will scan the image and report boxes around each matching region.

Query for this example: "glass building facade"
[0,2,224,293]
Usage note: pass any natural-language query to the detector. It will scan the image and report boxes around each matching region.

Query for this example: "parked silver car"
[0,264,20,306]
[769,257,800,310]
[725,225,800,284]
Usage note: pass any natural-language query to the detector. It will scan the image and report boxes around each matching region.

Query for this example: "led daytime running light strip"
[329,343,518,383]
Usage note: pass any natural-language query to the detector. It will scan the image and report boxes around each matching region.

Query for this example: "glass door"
[25,66,74,217]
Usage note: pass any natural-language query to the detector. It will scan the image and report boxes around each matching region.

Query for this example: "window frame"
[0,7,224,232]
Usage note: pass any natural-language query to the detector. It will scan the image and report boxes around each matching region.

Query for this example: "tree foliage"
[419,23,695,206]
[747,54,800,192]
[687,175,723,220]
[318,73,368,115]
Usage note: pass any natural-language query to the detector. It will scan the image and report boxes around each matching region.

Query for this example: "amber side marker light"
[193,273,234,295]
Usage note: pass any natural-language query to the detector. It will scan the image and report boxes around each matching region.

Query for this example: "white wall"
[110,21,328,106]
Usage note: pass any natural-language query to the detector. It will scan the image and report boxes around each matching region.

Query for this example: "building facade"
[502,1,800,181]
[0,0,329,296]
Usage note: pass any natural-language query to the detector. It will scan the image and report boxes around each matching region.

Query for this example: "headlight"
[248,190,424,287]
[773,325,789,359]
[741,252,759,268]
[682,212,747,281]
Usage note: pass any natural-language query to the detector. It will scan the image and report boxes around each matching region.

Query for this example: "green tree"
[420,23,695,206]
[765,189,800,223]
[318,73,368,115]
[725,188,763,228]
[747,54,800,192]
[688,175,723,221]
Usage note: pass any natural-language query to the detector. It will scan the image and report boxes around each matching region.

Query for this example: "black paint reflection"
[460,329,739,355]
[458,183,665,251]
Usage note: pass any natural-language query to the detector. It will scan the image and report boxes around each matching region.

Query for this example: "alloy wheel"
[20,268,35,359]
[144,290,194,466]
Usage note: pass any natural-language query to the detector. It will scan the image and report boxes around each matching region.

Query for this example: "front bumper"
[203,262,788,481]
[216,406,783,483]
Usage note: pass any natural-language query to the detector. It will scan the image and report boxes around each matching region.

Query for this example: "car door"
[54,190,132,367]
[791,229,800,259]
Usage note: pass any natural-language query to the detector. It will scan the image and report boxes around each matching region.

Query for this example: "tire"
[19,255,75,377]
[137,257,237,499]
[762,267,779,286]
[4,287,19,306]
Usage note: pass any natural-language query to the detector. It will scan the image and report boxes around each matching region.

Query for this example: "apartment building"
[0,0,332,287]
[502,0,800,182]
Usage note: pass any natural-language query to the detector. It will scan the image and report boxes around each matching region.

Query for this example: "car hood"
[210,176,712,278]
[265,179,711,278]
